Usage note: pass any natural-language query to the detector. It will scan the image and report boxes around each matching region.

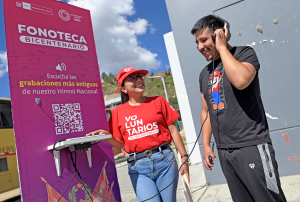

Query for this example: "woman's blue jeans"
[128,147,178,202]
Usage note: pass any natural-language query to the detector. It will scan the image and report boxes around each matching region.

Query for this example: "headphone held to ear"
[211,20,231,44]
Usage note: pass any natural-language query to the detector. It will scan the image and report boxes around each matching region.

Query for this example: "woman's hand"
[87,129,125,150]
[86,129,110,136]
[180,156,190,183]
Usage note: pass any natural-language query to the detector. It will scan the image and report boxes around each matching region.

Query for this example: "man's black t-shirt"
[199,46,271,149]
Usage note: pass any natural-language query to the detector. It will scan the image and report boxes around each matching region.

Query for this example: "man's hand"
[86,129,110,136]
[214,28,228,52]
[203,146,217,170]
[180,156,190,182]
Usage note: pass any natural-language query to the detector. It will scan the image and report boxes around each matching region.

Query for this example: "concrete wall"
[164,32,202,164]
[165,0,300,184]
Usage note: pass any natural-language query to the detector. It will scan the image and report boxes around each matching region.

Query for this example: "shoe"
[213,104,217,109]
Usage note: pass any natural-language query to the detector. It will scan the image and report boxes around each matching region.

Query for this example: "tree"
[101,72,109,82]
[108,73,116,85]
[108,73,116,80]
[169,97,179,108]
[165,67,171,76]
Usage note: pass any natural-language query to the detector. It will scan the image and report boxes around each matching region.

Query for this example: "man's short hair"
[191,15,225,35]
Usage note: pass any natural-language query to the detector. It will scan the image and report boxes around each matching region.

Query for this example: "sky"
[0,0,172,98]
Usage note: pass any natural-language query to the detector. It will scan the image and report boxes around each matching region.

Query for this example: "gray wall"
[165,0,300,185]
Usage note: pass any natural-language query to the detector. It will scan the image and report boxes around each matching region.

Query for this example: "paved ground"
[1,161,300,202]
[116,160,300,202]
[0,188,21,202]
[115,161,209,202]
[197,174,300,202]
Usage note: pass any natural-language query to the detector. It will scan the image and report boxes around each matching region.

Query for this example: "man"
[191,15,286,201]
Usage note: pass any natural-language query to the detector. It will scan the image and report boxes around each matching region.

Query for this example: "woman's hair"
[121,80,129,104]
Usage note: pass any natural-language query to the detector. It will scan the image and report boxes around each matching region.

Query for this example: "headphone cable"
[56,149,117,202]
[141,34,219,202]
[141,107,209,202]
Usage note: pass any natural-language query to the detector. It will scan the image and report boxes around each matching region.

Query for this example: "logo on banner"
[41,161,116,201]
[58,9,70,21]
[22,2,31,10]
[56,63,67,71]
[71,14,83,22]
[17,2,53,15]
[18,24,88,51]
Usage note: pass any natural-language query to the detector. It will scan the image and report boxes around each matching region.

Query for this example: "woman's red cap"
[114,67,148,93]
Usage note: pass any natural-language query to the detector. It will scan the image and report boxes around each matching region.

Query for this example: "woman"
[87,67,189,202]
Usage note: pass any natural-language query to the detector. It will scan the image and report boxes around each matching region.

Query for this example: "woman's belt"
[127,144,170,163]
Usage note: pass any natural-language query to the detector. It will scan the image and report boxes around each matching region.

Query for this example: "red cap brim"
[118,70,148,85]
[115,88,122,93]
[115,69,149,93]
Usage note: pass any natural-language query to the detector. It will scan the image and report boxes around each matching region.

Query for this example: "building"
[164,0,300,184]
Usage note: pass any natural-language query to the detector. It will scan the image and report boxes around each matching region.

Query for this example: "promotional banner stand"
[3,0,122,200]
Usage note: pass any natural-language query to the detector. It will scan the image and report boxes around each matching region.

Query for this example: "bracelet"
[181,153,188,158]
[181,160,189,165]
[181,155,188,159]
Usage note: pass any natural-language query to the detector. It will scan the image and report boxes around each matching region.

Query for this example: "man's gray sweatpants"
[218,143,286,202]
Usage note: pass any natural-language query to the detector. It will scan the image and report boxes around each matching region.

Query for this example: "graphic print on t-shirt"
[208,67,227,111]
[125,115,160,141]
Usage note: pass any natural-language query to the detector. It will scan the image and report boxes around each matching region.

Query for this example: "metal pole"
[160,77,169,102]
[147,76,169,102]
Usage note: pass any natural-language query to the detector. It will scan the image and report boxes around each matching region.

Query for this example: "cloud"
[150,25,157,34]
[0,51,8,77]
[68,0,161,74]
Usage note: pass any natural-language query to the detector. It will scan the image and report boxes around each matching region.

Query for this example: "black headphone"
[208,19,231,165]
[211,19,231,44]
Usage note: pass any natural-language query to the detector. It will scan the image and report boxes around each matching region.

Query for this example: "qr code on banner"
[52,103,84,135]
